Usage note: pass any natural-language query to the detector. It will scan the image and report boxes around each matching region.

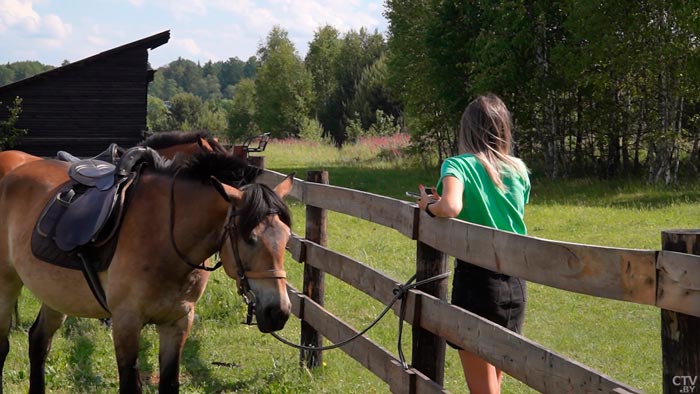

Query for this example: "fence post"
[300,170,328,368]
[248,155,265,169]
[661,230,700,394]
[412,240,448,384]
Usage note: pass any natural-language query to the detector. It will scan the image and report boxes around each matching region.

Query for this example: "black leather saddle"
[46,145,153,250]
[31,145,159,312]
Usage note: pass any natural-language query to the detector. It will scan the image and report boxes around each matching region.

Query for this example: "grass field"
[5,136,697,393]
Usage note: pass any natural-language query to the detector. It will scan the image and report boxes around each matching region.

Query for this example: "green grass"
[5,137,691,393]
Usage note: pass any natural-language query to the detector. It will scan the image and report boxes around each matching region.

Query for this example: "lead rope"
[269,271,450,370]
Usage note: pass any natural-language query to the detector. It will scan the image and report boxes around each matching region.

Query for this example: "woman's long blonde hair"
[458,94,528,190]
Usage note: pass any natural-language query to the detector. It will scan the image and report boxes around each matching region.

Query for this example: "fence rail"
[257,169,700,393]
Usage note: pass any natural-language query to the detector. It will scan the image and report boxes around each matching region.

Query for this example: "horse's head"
[212,174,294,333]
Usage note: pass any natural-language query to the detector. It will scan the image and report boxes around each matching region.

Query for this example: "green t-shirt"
[436,154,530,235]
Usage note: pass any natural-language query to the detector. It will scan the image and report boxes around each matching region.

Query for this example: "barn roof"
[0,30,171,156]
[0,30,170,91]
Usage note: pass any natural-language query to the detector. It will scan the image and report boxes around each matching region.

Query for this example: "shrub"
[0,97,27,150]
[298,116,327,143]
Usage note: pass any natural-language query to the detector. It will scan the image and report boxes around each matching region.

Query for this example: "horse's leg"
[0,274,23,394]
[27,304,66,394]
[156,309,194,394]
[112,313,144,394]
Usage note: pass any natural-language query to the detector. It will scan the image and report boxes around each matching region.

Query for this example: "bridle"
[168,171,287,322]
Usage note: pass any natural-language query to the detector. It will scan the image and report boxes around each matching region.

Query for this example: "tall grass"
[5,136,692,393]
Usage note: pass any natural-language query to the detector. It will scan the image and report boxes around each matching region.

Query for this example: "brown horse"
[139,131,228,159]
[0,150,41,178]
[0,131,229,330]
[0,131,225,180]
[0,151,292,393]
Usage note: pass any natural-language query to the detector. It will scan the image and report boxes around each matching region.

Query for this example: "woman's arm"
[418,176,463,218]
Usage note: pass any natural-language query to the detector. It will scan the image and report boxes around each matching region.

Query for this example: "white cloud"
[170,37,218,62]
[0,0,71,43]
[152,0,208,20]
[174,38,202,55]
[43,14,71,39]
[0,0,40,33]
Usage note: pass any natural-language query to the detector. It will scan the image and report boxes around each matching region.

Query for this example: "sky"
[0,0,389,68]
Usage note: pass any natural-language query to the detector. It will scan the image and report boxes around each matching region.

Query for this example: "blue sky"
[0,0,388,68]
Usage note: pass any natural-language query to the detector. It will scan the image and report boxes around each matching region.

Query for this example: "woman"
[417,94,530,394]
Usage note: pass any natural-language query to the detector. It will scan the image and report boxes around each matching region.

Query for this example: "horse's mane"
[139,131,228,153]
[139,150,260,187]
[178,152,262,187]
[138,151,282,237]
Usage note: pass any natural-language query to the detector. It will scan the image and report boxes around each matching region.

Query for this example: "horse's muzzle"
[256,303,290,333]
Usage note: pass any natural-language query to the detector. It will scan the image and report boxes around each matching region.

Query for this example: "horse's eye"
[244,234,258,245]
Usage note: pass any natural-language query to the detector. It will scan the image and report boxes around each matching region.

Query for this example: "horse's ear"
[210,176,243,203]
[274,172,295,198]
[198,136,214,152]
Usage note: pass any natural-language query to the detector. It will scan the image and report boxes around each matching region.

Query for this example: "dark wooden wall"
[0,31,168,157]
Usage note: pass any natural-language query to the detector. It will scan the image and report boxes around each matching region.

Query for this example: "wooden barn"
[0,30,170,157]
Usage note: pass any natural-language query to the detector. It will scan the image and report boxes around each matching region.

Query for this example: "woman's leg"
[459,349,502,394]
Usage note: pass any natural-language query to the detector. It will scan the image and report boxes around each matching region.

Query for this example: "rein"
[168,170,286,321]
[270,271,450,370]
[169,168,222,272]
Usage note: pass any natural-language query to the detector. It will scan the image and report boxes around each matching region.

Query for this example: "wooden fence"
[256,169,700,394]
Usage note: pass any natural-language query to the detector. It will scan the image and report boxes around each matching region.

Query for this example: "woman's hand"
[417,184,439,212]
[417,177,463,218]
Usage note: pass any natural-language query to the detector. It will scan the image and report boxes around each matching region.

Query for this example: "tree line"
[2,2,699,182]
[386,0,700,182]
[146,26,400,147]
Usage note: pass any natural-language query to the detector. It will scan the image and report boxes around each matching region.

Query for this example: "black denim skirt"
[448,259,526,349]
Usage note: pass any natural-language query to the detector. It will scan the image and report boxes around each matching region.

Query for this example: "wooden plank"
[656,251,700,317]
[304,182,416,238]
[418,215,657,306]
[290,181,659,308]
[304,241,400,306]
[256,170,304,201]
[286,234,305,262]
[408,291,640,394]
[285,286,449,394]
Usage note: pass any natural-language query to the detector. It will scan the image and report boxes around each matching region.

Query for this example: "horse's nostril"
[263,305,290,330]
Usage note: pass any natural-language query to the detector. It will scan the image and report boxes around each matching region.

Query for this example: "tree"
[0,61,53,86]
[168,92,205,131]
[347,54,401,131]
[306,25,342,140]
[0,97,27,150]
[157,58,208,98]
[332,28,387,145]
[255,26,314,138]
[146,95,172,132]
[224,78,259,141]
[386,0,455,161]
[149,71,182,100]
